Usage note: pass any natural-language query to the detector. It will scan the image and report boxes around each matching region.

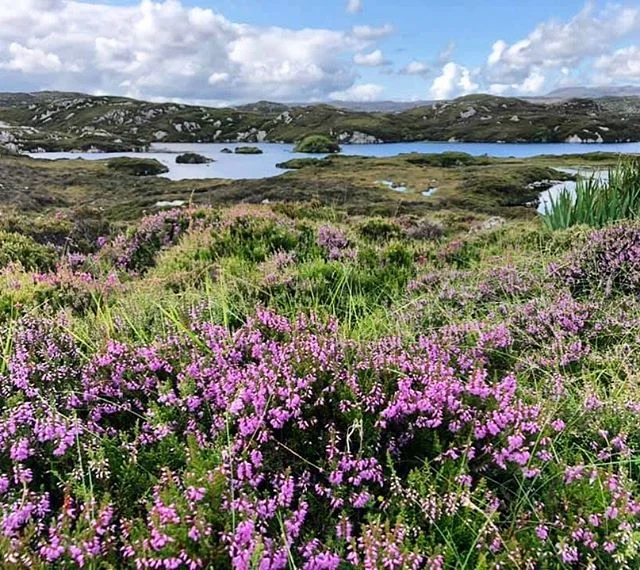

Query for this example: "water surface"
[27,141,640,181]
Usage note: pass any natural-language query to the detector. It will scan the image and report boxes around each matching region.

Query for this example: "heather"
[0,205,640,569]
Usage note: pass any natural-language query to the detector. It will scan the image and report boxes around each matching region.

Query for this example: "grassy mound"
[106,157,169,176]
[294,134,341,153]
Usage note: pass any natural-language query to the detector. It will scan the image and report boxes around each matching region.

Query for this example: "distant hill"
[314,100,434,113]
[546,85,640,99]
[3,90,640,152]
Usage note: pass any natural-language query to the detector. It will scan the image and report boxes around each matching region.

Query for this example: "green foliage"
[542,158,640,229]
[357,218,403,241]
[0,231,57,270]
[294,135,341,154]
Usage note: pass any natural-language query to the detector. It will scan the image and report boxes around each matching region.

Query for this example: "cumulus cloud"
[353,49,388,67]
[0,43,63,73]
[485,3,640,90]
[594,46,640,82]
[0,0,391,103]
[401,60,430,77]
[329,83,384,101]
[346,0,363,15]
[429,62,478,100]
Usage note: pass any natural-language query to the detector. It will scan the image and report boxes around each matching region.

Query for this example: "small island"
[294,134,341,154]
[106,157,169,176]
[234,146,264,155]
[220,148,233,154]
[175,152,214,164]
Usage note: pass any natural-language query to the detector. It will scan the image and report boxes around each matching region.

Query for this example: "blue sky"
[0,0,639,103]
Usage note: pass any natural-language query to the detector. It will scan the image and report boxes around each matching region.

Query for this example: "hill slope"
[2,91,640,152]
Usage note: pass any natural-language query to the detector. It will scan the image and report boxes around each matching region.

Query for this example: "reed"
[542,157,640,229]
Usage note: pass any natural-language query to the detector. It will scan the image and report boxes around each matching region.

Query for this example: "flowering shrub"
[551,224,640,297]
[0,207,639,567]
[0,306,638,568]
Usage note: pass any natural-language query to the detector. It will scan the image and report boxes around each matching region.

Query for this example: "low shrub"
[0,231,57,270]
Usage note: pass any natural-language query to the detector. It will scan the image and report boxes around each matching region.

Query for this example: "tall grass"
[542,158,640,229]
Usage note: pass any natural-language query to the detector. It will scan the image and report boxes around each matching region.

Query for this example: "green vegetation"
[275,157,333,169]
[542,158,640,229]
[0,231,56,270]
[106,157,169,176]
[1,151,623,222]
[1,200,640,566]
[175,152,213,164]
[234,146,263,154]
[3,91,640,153]
[294,134,341,153]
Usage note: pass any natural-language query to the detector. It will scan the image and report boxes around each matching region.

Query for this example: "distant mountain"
[3,90,640,152]
[546,85,640,99]
[321,100,434,113]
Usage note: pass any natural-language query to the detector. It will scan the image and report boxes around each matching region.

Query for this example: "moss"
[175,153,213,164]
[106,157,169,176]
[294,135,341,154]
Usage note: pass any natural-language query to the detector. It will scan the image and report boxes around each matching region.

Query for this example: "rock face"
[337,131,382,144]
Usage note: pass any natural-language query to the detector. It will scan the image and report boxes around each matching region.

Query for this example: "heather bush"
[0,205,639,568]
[551,224,640,297]
[357,218,403,241]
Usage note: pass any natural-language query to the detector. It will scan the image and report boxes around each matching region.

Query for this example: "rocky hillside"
[2,91,640,152]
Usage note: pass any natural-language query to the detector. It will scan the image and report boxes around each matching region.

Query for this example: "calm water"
[26,141,640,181]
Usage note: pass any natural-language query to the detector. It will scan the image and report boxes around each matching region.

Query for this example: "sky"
[0,0,639,105]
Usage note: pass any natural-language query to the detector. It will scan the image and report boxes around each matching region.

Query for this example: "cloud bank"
[0,0,391,103]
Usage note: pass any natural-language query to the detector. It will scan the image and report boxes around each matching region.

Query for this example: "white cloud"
[594,46,640,82]
[353,49,387,67]
[329,83,384,101]
[1,42,63,73]
[401,60,430,77]
[346,0,363,15]
[485,3,640,86]
[351,24,394,41]
[208,72,229,85]
[520,68,545,93]
[429,62,478,100]
[0,0,390,103]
